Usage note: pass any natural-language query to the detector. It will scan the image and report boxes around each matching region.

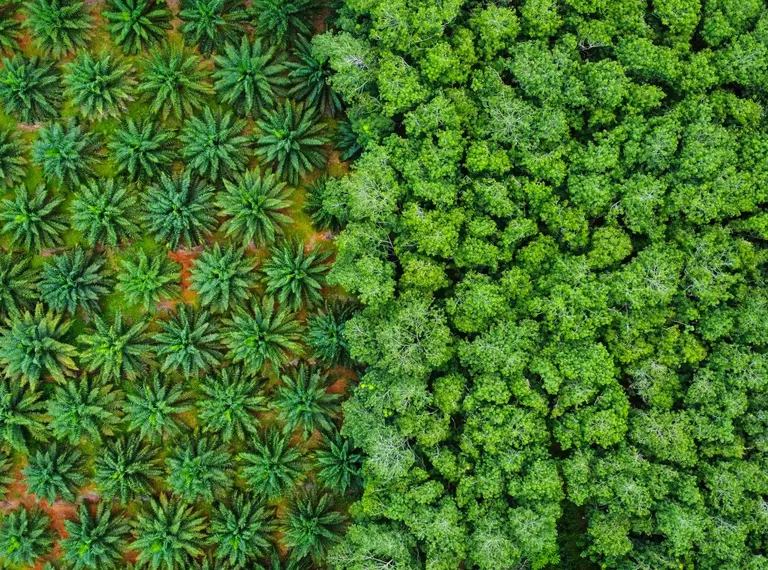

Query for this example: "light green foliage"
[0,184,67,251]
[61,503,130,570]
[104,0,172,54]
[64,52,135,120]
[0,506,53,567]
[71,179,140,247]
[48,375,123,444]
[0,55,61,123]
[262,240,331,311]
[23,0,91,57]
[198,367,265,441]
[22,443,86,504]
[40,248,111,314]
[238,428,303,499]
[179,107,249,182]
[154,304,222,377]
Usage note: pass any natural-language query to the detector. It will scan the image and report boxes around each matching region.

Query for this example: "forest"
[0,0,768,569]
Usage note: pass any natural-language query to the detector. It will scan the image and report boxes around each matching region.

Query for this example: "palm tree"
[0,255,38,316]
[142,171,216,249]
[198,367,265,442]
[40,248,111,314]
[281,491,344,563]
[32,121,100,187]
[0,452,15,499]
[213,36,288,117]
[0,506,54,567]
[154,305,222,377]
[217,170,293,247]
[314,429,361,494]
[0,2,20,52]
[0,184,67,251]
[22,443,87,504]
[274,363,340,440]
[78,312,153,382]
[334,118,362,161]
[23,0,91,57]
[189,243,256,313]
[0,378,47,452]
[116,249,181,310]
[0,126,28,186]
[287,36,341,116]
[255,100,328,186]
[179,0,247,56]
[210,493,276,568]
[180,108,250,182]
[48,375,123,444]
[250,0,314,48]
[264,548,311,570]
[64,52,135,120]
[94,435,162,503]
[306,300,355,366]
[262,240,331,311]
[61,502,130,570]
[138,44,213,120]
[0,55,61,123]
[222,295,304,375]
[109,118,176,182]
[239,428,303,500]
[302,175,348,232]
[0,304,77,387]
[131,494,207,570]
[166,433,232,501]
[104,0,172,54]
[71,179,141,247]
[125,373,192,442]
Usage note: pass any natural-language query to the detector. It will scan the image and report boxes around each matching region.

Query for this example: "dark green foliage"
[306,300,354,366]
[262,240,331,311]
[22,443,86,504]
[0,506,53,567]
[265,548,311,570]
[125,374,192,442]
[0,2,19,52]
[116,249,180,310]
[239,428,303,500]
[213,36,288,117]
[48,375,123,444]
[250,0,313,48]
[0,452,14,499]
[142,171,216,249]
[94,435,161,503]
[189,243,255,313]
[0,378,46,452]
[274,363,340,440]
[0,304,77,387]
[131,494,207,570]
[198,367,265,441]
[302,175,347,233]
[64,51,135,120]
[217,170,293,247]
[71,178,140,247]
[0,255,37,316]
[0,126,27,186]
[180,107,250,182]
[210,493,276,568]
[61,503,130,570]
[32,121,99,187]
[77,311,152,381]
[287,36,341,116]
[40,248,111,314]
[154,305,222,378]
[104,0,172,54]
[282,491,344,563]
[166,433,232,501]
[222,295,304,375]
[315,429,362,494]
[109,118,175,182]
[23,0,91,57]
[0,184,66,251]
[138,44,213,119]
[0,55,61,123]
[178,0,247,56]
[254,100,328,186]
[334,118,361,162]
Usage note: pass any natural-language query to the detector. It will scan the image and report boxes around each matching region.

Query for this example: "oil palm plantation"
[125,373,192,442]
[61,502,131,570]
[262,240,331,311]
[222,295,304,375]
[77,311,153,382]
[198,367,265,442]
[306,300,355,366]
[282,491,344,563]
[40,248,111,314]
[210,493,276,568]
[0,126,28,186]
[0,55,61,123]
[116,249,181,310]
[109,118,176,182]
[0,184,67,251]
[32,120,100,187]
[314,429,362,494]
[213,36,288,117]
[166,433,233,501]
[94,435,162,503]
[179,0,248,56]
[0,378,47,452]
[104,0,172,54]
[48,375,123,444]
[0,2,19,52]
[274,363,341,440]
[250,0,314,48]
[189,243,255,313]
[0,255,37,316]
[217,170,293,247]
[22,443,87,504]
[154,305,222,377]
[142,171,216,249]
[303,175,348,232]
[255,100,328,186]
[64,51,135,120]
[0,506,54,567]
[238,428,303,500]
[0,452,14,498]
[71,178,141,247]
[180,108,250,182]
[23,0,91,57]
[287,36,341,116]
[0,304,77,387]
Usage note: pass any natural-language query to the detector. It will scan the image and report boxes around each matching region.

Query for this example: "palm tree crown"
[77,311,153,381]
[166,433,232,501]
[198,367,265,442]
[0,506,54,567]
[0,255,38,315]
[274,363,341,440]
[0,55,61,123]
[282,491,344,563]
[48,375,123,444]
[104,0,172,54]
[250,0,314,48]
[94,435,162,503]
[306,300,355,366]
[0,184,67,251]
[0,378,47,452]
[303,174,348,233]
[23,0,91,58]
[287,36,341,116]
[180,107,250,182]
[40,248,111,314]
[61,502,131,570]
[314,429,362,494]
[210,492,276,568]
[0,126,28,186]
[22,443,87,504]
[0,3,19,52]
[189,243,255,313]
[64,51,135,120]
[32,121,99,187]
[116,249,181,310]
[154,304,222,377]
[109,118,176,182]
[125,374,192,442]
[239,428,303,500]
[71,178,141,247]
[179,0,248,56]
[262,240,331,311]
